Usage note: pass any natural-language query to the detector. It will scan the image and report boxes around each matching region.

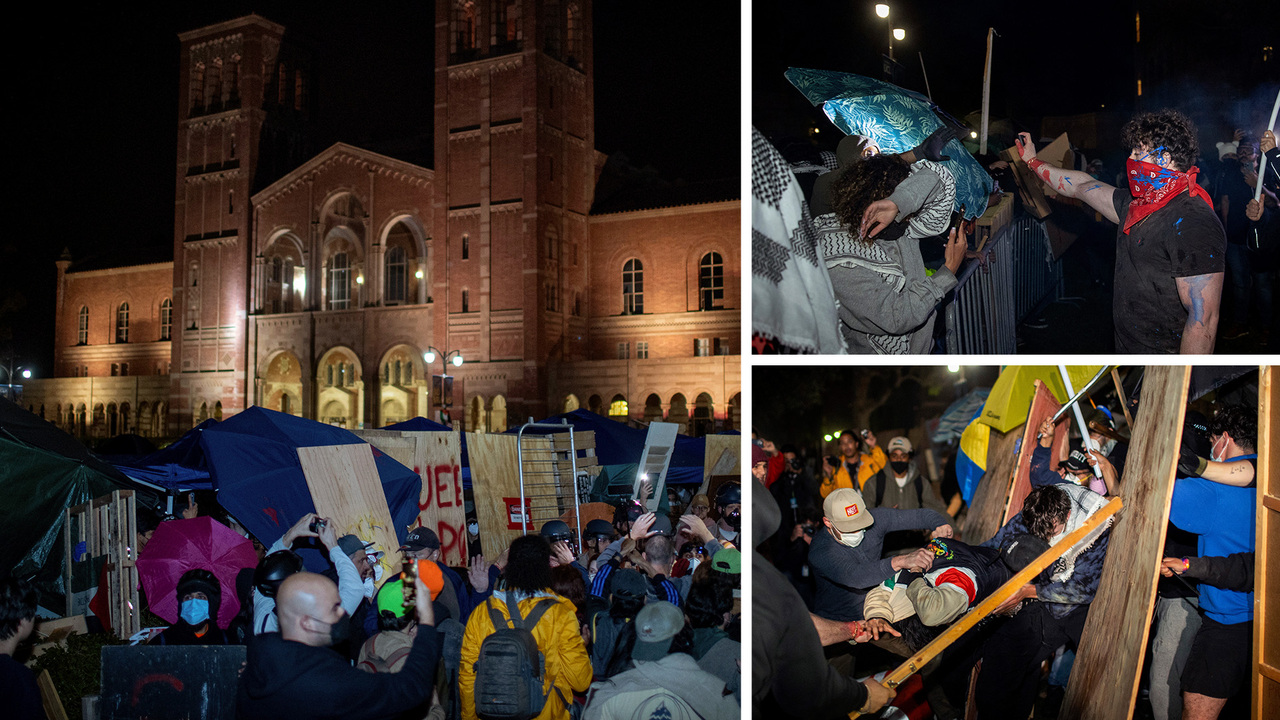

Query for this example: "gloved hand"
[1178,446,1208,477]
[911,126,956,162]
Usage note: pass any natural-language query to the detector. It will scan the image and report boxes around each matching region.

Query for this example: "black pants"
[973,602,1089,720]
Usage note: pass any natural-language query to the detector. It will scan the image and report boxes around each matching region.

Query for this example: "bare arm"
[1175,272,1223,354]
[1016,132,1119,223]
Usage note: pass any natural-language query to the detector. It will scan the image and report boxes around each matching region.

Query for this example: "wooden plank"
[1111,368,1134,431]
[961,423,1022,545]
[1062,365,1191,720]
[850,497,1124,719]
[408,431,467,567]
[36,669,69,720]
[297,444,403,583]
[466,433,527,557]
[702,435,740,495]
[1002,380,1069,525]
[1256,365,1276,720]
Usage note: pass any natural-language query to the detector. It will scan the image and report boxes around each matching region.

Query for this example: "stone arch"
[490,395,508,433]
[120,402,132,435]
[107,402,119,436]
[727,392,741,432]
[263,349,304,417]
[642,393,663,424]
[378,214,430,305]
[587,394,603,415]
[562,394,580,413]
[668,393,689,434]
[263,230,306,313]
[379,343,424,425]
[316,346,364,428]
[467,394,488,433]
[608,393,629,422]
[691,392,715,437]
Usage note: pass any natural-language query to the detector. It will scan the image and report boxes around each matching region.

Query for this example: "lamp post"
[875,4,893,61]
[423,347,463,425]
[0,358,31,401]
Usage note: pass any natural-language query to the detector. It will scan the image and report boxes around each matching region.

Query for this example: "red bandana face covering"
[1123,158,1213,235]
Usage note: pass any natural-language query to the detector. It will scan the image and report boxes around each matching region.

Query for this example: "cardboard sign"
[100,645,246,720]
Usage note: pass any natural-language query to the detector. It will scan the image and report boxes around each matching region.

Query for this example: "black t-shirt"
[0,654,46,720]
[1216,160,1255,243]
[1111,188,1226,353]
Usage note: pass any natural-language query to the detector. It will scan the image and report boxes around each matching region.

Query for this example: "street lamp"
[1,359,31,401]
[423,347,464,424]
[875,4,894,61]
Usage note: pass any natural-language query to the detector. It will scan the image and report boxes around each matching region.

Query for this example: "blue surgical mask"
[180,597,210,625]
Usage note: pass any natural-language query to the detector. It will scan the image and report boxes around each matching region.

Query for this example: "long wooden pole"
[979,28,993,156]
[849,496,1123,719]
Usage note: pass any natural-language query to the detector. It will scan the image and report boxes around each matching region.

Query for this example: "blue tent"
[200,407,421,571]
[384,417,452,433]
[109,419,218,491]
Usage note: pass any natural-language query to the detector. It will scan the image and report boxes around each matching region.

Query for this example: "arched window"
[492,0,521,45]
[159,299,172,340]
[116,303,130,343]
[77,306,89,344]
[608,394,628,420]
[328,252,350,310]
[384,247,407,304]
[698,252,724,310]
[622,259,643,314]
[566,3,582,66]
[454,1,478,55]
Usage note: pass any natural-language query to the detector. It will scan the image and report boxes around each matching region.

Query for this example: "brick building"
[23,3,740,440]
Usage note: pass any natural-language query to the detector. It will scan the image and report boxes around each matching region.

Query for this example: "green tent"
[0,399,136,608]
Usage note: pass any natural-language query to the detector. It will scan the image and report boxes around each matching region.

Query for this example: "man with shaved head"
[238,571,440,719]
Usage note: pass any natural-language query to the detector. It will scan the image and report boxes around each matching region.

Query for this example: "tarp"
[109,419,217,491]
[199,407,421,572]
[978,366,1105,434]
[0,399,133,604]
[931,387,991,445]
[383,417,453,433]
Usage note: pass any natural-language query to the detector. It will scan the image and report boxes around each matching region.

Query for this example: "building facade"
[24,2,739,440]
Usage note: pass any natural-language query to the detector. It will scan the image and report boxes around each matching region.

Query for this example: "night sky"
[7,2,740,374]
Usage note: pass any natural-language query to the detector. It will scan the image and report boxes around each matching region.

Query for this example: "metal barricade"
[944,214,1061,354]
[516,420,583,548]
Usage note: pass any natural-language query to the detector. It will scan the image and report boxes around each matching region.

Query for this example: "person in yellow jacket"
[819,429,886,498]
[460,535,593,720]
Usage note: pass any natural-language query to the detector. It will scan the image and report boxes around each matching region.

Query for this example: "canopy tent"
[199,407,421,572]
[108,419,218,491]
[0,399,141,605]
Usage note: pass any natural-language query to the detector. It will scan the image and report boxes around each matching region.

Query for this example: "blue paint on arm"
[1183,274,1211,325]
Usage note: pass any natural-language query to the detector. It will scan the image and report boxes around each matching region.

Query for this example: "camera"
[309,518,327,534]
[803,525,815,536]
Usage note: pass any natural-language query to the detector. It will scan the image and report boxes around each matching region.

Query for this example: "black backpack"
[473,595,557,720]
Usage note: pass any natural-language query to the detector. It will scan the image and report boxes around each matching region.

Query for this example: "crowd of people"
[2,480,742,720]
[751,399,1258,720]
[753,106,1279,355]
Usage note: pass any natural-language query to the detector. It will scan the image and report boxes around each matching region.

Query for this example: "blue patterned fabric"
[786,67,994,220]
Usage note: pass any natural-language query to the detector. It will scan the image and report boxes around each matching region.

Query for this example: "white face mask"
[1210,435,1228,463]
[363,577,376,599]
[1097,438,1117,456]
[468,522,479,536]
[686,558,701,573]
[836,529,866,548]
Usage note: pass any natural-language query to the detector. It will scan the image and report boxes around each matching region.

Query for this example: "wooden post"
[1061,365,1191,719]
[961,423,1022,545]
[1255,365,1277,719]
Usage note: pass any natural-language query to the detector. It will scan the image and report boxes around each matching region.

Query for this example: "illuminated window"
[160,299,172,340]
[454,1,478,54]
[492,0,521,45]
[328,252,350,310]
[637,342,649,359]
[1135,13,1140,43]
[694,338,711,357]
[609,395,628,418]
[698,252,724,310]
[622,259,643,314]
[116,303,130,343]
[77,306,89,344]
[462,233,469,260]
[1137,78,1143,96]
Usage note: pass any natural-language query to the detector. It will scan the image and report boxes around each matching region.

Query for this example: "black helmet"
[176,567,222,622]
[254,550,303,598]
[540,520,575,543]
[714,481,741,509]
[584,519,615,539]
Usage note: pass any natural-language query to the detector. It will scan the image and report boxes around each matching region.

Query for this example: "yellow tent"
[977,366,1106,434]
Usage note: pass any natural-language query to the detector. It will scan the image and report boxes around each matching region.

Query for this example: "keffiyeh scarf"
[814,213,910,355]
[1047,482,1112,583]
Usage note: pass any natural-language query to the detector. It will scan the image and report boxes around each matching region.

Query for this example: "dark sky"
[7,2,740,374]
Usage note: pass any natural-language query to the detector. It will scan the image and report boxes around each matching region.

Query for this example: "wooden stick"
[849,496,1123,719]
[1111,368,1134,432]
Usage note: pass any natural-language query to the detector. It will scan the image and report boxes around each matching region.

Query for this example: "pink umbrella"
[136,516,258,629]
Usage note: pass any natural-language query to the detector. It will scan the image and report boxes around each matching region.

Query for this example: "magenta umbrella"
[136,516,258,629]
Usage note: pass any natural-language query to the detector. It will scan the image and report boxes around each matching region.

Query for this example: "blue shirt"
[1168,454,1257,625]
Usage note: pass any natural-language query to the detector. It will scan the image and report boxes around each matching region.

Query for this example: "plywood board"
[466,433,526,557]
[702,435,741,495]
[1035,132,1074,198]
[999,145,1052,220]
[961,424,1023,545]
[1002,380,1069,525]
[1061,365,1191,720]
[100,646,245,720]
[297,444,403,582]
[1256,365,1277,718]
[409,431,467,566]
[36,669,69,720]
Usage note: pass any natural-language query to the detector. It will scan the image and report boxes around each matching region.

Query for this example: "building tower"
[434,0,595,425]
[169,16,309,433]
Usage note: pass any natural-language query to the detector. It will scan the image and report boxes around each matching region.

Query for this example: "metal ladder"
[515,420,585,547]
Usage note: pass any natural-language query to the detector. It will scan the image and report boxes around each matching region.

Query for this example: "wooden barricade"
[1256,365,1278,719]
[63,489,139,638]
[849,496,1124,719]
[296,444,403,582]
[1002,380,1069,525]
[961,424,1022,545]
[1061,365,1191,719]
[702,434,740,497]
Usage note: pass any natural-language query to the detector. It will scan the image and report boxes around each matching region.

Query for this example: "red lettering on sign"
[439,522,460,561]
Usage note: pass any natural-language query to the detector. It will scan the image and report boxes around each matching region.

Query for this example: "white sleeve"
[331,547,364,614]
[253,587,278,634]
